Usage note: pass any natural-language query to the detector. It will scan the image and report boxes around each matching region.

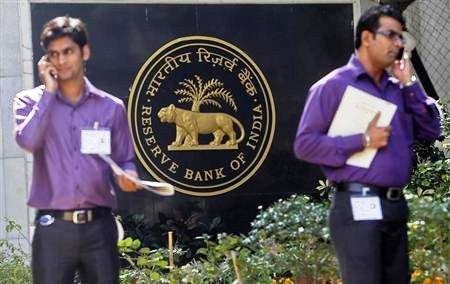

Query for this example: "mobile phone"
[396,47,404,60]
[50,70,58,79]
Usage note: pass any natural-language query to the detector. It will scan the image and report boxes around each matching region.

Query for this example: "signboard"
[31,3,354,231]
[128,36,276,195]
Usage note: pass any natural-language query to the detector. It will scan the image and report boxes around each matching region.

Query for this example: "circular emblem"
[38,215,55,226]
[128,36,275,196]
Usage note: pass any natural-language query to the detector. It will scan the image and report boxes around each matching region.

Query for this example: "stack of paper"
[99,154,175,196]
[327,85,397,168]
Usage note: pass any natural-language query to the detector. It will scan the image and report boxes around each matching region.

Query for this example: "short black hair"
[40,16,88,51]
[355,5,405,49]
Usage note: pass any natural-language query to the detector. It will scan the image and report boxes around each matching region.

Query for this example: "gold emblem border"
[128,36,276,196]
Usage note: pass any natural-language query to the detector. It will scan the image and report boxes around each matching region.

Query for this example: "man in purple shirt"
[293,5,440,284]
[14,16,140,283]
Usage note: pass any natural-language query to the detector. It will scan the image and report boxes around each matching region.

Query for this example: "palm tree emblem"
[175,75,237,112]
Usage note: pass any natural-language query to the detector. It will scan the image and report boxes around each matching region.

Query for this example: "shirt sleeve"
[401,82,441,141]
[111,102,137,172]
[14,89,56,152]
[293,81,365,167]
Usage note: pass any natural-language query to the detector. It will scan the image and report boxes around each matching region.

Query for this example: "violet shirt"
[14,78,136,210]
[293,55,441,187]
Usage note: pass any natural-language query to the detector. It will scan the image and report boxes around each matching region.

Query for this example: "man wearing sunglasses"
[293,5,440,283]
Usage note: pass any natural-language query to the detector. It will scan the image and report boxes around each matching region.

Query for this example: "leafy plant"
[404,103,450,200]
[440,101,450,140]
[405,105,450,200]
[407,196,450,283]
[117,193,450,283]
[120,214,157,248]
[315,179,334,199]
[121,203,226,266]
[181,233,241,283]
[440,104,450,156]
[404,158,450,200]
[243,195,339,281]
[412,140,446,164]
[0,219,32,283]
[118,237,181,283]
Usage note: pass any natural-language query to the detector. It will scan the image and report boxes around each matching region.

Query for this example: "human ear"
[82,44,91,61]
[361,30,373,47]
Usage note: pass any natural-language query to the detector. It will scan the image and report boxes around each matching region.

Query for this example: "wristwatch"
[403,75,417,87]
[363,133,371,147]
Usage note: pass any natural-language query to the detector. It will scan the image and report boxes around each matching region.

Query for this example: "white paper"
[350,196,383,221]
[98,154,175,196]
[115,218,125,241]
[327,85,397,168]
[81,129,111,155]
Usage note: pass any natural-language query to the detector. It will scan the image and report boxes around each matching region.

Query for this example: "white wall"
[0,0,33,248]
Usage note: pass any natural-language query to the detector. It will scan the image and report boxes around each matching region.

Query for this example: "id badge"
[350,196,383,221]
[81,128,111,155]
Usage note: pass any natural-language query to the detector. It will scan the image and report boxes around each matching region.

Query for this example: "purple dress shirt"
[14,78,136,210]
[293,54,441,187]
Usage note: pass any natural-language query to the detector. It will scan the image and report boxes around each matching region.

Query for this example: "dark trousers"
[329,191,410,284]
[32,214,119,284]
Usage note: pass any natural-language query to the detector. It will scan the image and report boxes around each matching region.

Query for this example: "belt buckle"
[386,188,401,200]
[73,210,88,224]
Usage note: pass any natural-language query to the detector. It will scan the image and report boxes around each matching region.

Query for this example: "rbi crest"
[128,36,275,196]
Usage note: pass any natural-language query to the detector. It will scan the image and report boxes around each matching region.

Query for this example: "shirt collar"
[55,77,104,105]
[84,77,104,97]
[346,53,395,88]
[346,53,367,78]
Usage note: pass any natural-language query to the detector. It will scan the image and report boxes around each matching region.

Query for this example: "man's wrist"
[363,133,371,147]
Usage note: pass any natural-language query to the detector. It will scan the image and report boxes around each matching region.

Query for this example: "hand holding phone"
[37,55,58,93]
[391,55,413,85]
[390,31,417,85]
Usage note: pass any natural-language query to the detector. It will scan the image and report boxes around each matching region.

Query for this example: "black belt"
[336,182,403,201]
[37,207,112,224]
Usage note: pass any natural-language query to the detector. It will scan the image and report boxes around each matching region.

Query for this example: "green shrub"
[404,159,450,200]
[120,206,225,266]
[0,219,32,284]
[408,196,450,283]
[242,195,339,281]
[118,236,182,283]
[117,193,450,283]
[405,104,450,201]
